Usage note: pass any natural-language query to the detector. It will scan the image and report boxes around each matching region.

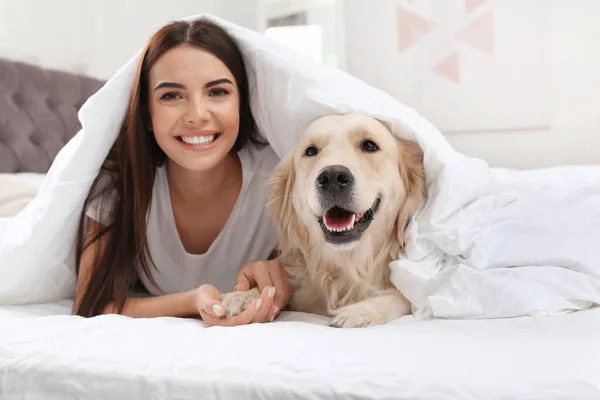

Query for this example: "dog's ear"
[268,152,298,248]
[395,139,426,248]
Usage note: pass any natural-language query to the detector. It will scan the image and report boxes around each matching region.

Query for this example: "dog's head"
[269,113,425,257]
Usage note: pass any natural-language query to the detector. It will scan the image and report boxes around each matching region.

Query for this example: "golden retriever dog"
[221,113,426,328]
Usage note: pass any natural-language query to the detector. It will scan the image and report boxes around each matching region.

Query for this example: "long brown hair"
[74,19,263,317]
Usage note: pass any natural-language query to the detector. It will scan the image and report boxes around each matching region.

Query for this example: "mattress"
[0,299,599,399]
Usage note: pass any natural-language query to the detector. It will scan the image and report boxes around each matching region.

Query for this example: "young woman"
[73,19,291,326]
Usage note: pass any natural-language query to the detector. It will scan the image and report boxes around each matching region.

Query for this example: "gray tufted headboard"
[0,58,105,173]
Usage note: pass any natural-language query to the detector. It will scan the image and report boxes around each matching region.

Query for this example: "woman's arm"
[74,217,199,318]
[101,290,198,318]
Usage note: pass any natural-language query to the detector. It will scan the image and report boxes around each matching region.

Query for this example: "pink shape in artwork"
[396,7,435,53]
[455,10,494,55]
[433,52,460,84]
[465,0,487,13]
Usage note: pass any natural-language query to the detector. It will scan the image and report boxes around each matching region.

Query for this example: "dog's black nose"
[316,165,354,192]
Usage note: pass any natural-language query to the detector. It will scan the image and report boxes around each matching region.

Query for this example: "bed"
[1,58,599,399]
[0,299,599,399]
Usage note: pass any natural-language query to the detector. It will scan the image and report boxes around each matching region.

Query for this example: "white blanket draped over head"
[1,14,599,319]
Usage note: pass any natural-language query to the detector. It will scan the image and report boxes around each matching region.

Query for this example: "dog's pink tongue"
[324,208,355,230]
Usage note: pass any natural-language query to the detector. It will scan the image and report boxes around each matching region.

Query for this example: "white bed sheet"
[0,300,598,399]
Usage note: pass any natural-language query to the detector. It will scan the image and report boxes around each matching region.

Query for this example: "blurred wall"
[341,0,600,169]
[0,0,263,79]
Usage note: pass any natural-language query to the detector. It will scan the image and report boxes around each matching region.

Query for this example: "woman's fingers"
[251,262,275,292]
[227,287,274,325]
[234,261,273,293]
[234,259,292,312]
[234,272,252,292]
[200,304,254,327]
[203,287,278,327]
[250,286,276,323]
[223,298,263,326]
[266,303,279,322]
[195,284,224,317]
[200,310,225,326]
[197,272,284,327]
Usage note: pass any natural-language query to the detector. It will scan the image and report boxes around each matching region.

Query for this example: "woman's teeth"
[180,135,216,145]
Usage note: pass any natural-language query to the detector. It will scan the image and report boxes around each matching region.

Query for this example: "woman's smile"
[176,131,222,151]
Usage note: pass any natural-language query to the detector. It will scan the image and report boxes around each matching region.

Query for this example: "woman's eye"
[161,92,181,101]
[361,139,379,152]
[304,146,319,157]
[210,88,229,97]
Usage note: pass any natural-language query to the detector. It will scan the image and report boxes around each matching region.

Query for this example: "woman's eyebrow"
[154,82,185,91]
[154,78,233,91]
[205,78,233,88]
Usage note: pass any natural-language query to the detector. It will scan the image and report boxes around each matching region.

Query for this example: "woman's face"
[147,44,241,173]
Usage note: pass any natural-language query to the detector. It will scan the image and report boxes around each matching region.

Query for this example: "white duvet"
[1,300,599,399]
[0,13,599,321]
[396,164,600,319]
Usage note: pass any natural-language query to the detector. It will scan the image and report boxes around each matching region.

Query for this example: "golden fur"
[221,113,426,328]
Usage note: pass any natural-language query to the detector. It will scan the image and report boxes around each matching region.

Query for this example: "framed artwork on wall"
[392,0,552,134]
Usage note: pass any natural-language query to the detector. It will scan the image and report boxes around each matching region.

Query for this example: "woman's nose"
[185,97,210,123]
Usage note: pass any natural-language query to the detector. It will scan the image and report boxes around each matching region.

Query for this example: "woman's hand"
[194,282,280,327]
[234,259,292,312]
[193,259,292,327]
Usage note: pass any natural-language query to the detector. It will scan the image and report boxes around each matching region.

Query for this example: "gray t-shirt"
[86,143,280,295]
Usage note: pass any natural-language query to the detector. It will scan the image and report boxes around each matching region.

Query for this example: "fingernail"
[255,299,263,309]
[267,287,276,299]
[233,285,239,291]
[213,304,222,316]
[273,306,279,314]
[269,314,275,322]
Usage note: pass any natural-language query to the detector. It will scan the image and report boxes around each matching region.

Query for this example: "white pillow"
[392,165,600,319]
[465,166,600,277]
[0,173,45,217]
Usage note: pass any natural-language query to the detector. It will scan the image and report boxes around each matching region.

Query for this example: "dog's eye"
[361,140,379,152]
[304,146,319,157]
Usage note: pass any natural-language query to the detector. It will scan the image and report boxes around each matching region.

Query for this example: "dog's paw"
[220,287,261,318]
[328,291,412,328]
[329,307,384,329]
